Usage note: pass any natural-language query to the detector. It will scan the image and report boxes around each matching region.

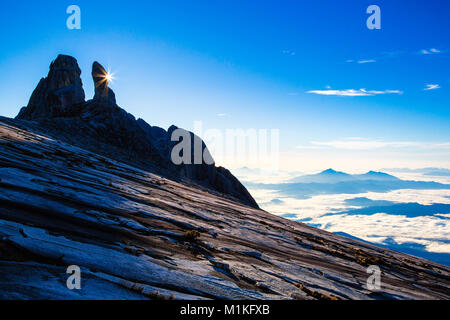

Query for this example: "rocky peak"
[92,61,116,105]
[16,54,85,120]
[14,54,259,209]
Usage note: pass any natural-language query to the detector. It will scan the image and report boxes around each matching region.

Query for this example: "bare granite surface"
[0,118,449,300]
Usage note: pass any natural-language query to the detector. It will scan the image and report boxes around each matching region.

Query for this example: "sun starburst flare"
[104,68,115,84]
[93,67,116,87]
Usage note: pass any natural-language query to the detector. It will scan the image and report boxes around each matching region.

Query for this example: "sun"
[103,69,115,84]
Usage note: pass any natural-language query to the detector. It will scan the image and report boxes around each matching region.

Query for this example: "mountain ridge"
[15,54,258,209]
[289,169,399,184]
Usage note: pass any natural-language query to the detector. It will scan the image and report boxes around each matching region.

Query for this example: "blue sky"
[0,0,449,171]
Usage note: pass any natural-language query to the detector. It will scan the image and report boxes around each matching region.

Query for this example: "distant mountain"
[234,167,303,177]
[289,169,352,183]
[326,202,450,218]
[344,197,395,207]
[250,169,450,199]
[233,166,261,175]
[424,169,450,177]
[354,171,400,181]
[289,169,399,184]
[382,167,450,177]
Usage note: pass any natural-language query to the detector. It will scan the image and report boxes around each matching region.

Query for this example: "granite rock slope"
[0,118,449,300]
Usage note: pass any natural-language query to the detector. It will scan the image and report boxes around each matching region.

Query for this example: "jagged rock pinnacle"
[16,54,85,120]
[14,55,259,209]
[92,61,116,105]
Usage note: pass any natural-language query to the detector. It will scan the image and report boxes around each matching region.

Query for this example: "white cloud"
[357,59,376,64]
[346,59,376,64]
[307,88,403,97]
[296,138,450,151]
[282,50,296,56]
[347,48,442,64]
[249,188,450,255]
[313,213,450,254]
[420,48,441,55]
[295,145,323,150]
[424,84,441,91]
[436,142,450,148]
[217,113,227,117]
[309,139,418,150]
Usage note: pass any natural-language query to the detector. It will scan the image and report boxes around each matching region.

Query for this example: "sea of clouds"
[235,169,450,266]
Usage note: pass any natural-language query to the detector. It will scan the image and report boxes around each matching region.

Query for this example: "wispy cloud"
[297,138,450,150]
[217,113,227,117]
[308,140,417,150]
[380,51,405,58]
[307,88,403,97]
[295,145,323,150]
[346,59,376,64]
[282,50,296,56]
[420,48,441,55]
[424,84,441,91]
[347,48,443,64]
[357,59,376,64]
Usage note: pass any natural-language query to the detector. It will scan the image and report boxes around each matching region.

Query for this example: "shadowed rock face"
[17,55,85,120]
[92,61,116,105]
[138,122,258,207]
[14,55,258,208]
